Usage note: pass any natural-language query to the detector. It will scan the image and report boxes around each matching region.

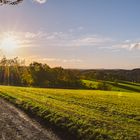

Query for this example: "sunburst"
[1,35,18,53]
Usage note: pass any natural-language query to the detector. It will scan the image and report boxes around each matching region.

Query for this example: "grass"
[0,85,140,140]
[82,79,140,92]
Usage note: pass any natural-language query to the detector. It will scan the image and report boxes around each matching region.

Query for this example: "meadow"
[82,79,140,92]
[0,85,140,140]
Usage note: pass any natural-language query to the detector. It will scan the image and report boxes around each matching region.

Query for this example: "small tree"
[97,82,111,91]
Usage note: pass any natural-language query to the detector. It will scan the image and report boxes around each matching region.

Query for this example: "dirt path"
[0,98,61,140]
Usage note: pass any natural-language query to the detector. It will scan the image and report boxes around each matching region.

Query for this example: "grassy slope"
[0,86,140,140]
[82,80,140,92]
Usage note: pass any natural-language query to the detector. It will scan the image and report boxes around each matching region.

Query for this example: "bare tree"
[0,0,23,5]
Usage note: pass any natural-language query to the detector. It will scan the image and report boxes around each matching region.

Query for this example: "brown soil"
[0,98,61,140]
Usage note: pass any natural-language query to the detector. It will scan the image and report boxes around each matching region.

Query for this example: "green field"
[0,86,140,140]
[82,79,140,92]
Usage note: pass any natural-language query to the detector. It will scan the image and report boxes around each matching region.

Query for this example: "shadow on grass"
[120,81,140,87]
[109,83,140,93]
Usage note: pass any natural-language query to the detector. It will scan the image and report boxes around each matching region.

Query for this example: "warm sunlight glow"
[1,36,18,52]
[0,33,19,56]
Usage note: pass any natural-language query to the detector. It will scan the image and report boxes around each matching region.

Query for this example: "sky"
[0,0,140,69]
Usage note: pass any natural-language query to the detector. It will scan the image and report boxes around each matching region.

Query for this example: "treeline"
[79,69,140,83]
[0,57,139,88]
[0,57,83,88]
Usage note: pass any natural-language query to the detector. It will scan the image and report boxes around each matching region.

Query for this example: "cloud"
[22,31,113,48]
[19,55,83,66]
[34,0,47,4]
[115,41,140,50]
[25,32,36,39]
[37,32,113,48]
[130,43,140,50]
[71,36,112,47]
[0,31,114,52]
[0,31,34,49]
[77,26,84,31]
[124,40,131,43]
[25,31,47,39]
[38,58,82,63]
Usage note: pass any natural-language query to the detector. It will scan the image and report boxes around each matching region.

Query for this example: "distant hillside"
[82,79,140,92]
[78,68,140,83]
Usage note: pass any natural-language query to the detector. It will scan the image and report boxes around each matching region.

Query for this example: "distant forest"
[0,57,139,88]
[80,68,140,83]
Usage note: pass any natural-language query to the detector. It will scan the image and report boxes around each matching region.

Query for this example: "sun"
[0,35,18,54]
[1,36,18,50]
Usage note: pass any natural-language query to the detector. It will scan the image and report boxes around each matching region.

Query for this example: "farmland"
[0,85,140,140]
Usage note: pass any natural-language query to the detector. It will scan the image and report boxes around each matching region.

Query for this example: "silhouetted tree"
[0,0,23,5]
